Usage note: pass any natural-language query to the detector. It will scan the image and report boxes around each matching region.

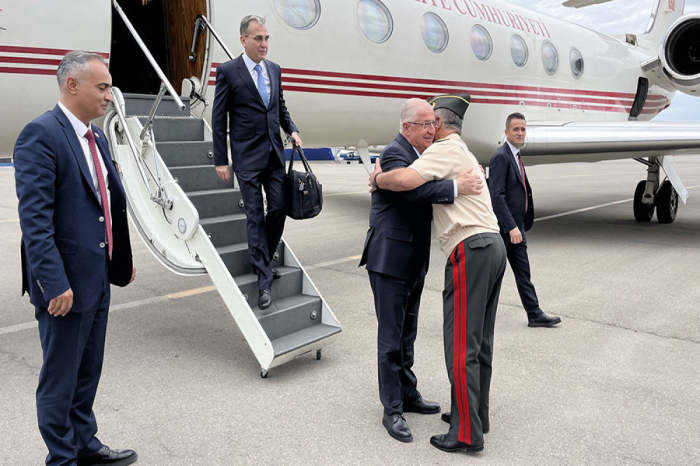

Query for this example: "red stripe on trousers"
[451,243,471,444]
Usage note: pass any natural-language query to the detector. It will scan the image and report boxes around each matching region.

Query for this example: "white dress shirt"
[507,141,523,177]
[58,102,111,213]
[242,52,271,101]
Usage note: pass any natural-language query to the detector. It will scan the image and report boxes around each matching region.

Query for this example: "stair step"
[218,241,285,278]
[140,117,205,142]
[234,267,300,307]
[170,165,232,192]
[200,214,248,248]
[123,93,191,116]
[271,324,342,358]
[188,188,245,219]
[159,141,214,167]
[255,294,323,341]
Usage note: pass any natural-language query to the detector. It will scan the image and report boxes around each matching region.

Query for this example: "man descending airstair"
[103,87,341,378]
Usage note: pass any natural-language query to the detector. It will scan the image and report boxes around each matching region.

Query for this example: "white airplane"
[2,0,699,224]
[2,0,699,374]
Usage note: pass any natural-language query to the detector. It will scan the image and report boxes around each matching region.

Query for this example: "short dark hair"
[506,112,526,130]
[435,108,463,134]
[240,15,265,36]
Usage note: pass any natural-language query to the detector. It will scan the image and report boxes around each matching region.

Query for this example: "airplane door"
[109,0,208,96]
[0,0,111,155]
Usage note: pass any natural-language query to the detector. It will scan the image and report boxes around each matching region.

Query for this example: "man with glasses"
[213,15,301,310]
[360,98,482,443]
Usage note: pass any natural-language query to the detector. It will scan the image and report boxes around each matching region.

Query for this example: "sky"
[524,0,700,121]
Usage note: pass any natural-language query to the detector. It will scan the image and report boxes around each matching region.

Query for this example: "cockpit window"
[470,25,493,61]
[542,41,559,75]
[273,0,321,30]
[570,47,584,78]
[420,13,449,53]
[357,0,393,43]
[511,34,528,67]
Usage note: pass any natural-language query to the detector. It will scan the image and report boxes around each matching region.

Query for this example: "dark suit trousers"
[235,151,286,290]
[442,233,506,446]
[502,233,541,315]
[35,297,109,466]
[368,271,424,415]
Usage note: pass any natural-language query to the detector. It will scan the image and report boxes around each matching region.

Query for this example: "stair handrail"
[189,14,235,63]
[112,0,185,140]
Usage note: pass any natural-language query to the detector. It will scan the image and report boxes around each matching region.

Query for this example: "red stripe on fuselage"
[0,45,109,58]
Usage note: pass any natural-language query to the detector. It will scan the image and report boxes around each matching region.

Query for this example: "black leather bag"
[285,144,323,220]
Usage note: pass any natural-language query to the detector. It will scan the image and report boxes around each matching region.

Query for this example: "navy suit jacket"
[488,143,534,234]
[360,133,455,280]
[212,54,298,172]
[14,105,133,312]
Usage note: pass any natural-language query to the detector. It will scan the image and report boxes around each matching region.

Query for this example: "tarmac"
[1,157,700,466]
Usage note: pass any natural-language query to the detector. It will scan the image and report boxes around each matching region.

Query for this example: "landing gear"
[633,180,654,222]
[632,157,678,224]
[260,369,268,379]
[316,350,322,360]
[656,180,678,224]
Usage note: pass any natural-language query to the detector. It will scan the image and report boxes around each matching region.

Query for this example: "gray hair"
[399,98,427,129]
[435,108,463,134]
[240,15,266,36]
[56,51,107,91]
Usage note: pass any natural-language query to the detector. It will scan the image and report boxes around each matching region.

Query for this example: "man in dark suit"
[488,113,561,328]
[212,15,301,310]
[14,51,137,466]
[360,98,483,443]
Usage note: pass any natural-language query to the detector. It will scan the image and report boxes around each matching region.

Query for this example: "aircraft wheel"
[260,369,268,379]
[656,180,678,224]
[316,350,322,360]
[633,180,654,223]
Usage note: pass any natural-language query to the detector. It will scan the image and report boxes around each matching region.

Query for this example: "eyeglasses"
[407,120,437,130]
[244,35,271,43]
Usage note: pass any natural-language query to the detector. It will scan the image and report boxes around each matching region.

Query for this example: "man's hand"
[509,227,523,244]
[215,165,231,183]
[129,265,137,284]
[457,167,483,195]
[369,158,383,193]
[48,288,73,317]
[291,132,302,147]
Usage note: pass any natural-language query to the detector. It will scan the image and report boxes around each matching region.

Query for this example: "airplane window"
[542,41,559,75]
[570,47,584,78]
[511,35,528,67]
[357,0,393,43]
[470,25,493,61]
[420,13,449,53]
[273,0,321,30]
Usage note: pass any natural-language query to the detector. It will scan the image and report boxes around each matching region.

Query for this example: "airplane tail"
[642,0,686,46]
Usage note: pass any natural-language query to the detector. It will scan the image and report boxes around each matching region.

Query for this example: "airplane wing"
[562,0,614,7]
[522,120,700,202]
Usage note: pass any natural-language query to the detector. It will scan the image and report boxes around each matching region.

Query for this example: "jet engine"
[659,14,700,94]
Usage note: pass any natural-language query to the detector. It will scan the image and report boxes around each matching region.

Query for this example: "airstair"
[102,89,341,378]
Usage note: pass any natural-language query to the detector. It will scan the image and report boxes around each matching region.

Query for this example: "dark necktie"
[516,150,528,213]
[254,64,269,107]
[85,129,113,259]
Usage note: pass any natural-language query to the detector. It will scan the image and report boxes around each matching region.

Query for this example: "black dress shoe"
[403,396,440,414]
[258,289,272,310]
[528,312,562,328]
[77,445,138,466]
[382,412,413,443]
[272,268,282,280]
[441,412,489,433]
[430,433,483,453]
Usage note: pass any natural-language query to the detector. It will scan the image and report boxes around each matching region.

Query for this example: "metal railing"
[112,0,185,139]
[189,14,234,63]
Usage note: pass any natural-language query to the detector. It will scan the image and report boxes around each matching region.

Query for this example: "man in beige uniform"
[373,94,506,454]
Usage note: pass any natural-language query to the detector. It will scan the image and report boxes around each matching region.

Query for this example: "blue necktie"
[254,64,269,107]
